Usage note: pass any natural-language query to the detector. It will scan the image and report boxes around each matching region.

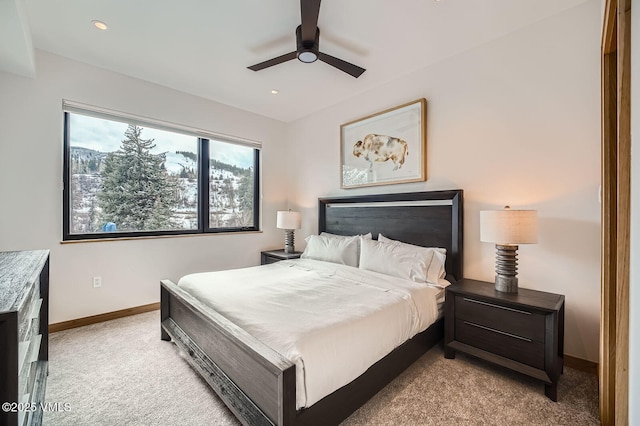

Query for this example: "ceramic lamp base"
[284,229,295,253]
[494,244,519,293]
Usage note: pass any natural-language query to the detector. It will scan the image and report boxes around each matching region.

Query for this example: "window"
[63,102,260,240]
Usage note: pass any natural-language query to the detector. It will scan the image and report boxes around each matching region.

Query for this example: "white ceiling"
[5,0,589,122]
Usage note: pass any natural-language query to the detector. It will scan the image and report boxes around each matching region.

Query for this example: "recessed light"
[92,20,108,30]
[271,90,279,95]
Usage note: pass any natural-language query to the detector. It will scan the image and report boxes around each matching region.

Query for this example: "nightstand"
[444,278,565,401]
[260,249,302,265]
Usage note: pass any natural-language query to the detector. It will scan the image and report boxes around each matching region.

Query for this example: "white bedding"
[178,258,442,409]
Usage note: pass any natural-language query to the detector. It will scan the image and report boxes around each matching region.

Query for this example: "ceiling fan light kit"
[296,26,319,63]
[248,0,365,78]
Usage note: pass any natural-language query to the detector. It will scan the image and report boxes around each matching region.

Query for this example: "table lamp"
[480,206,538,293]
[277,210,301,253]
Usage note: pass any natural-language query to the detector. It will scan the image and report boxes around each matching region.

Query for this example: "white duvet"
[178,258,441,409]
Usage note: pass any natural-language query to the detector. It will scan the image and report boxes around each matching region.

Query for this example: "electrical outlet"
[93,276,102,288]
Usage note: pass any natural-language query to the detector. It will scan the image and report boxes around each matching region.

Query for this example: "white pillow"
[301,234,359,267]
[359,238,435,283]
[377,234,447,283]
[320,232,372,265]
[320,232,373,240]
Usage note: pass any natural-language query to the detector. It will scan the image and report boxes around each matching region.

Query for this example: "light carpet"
[43,311,599,425]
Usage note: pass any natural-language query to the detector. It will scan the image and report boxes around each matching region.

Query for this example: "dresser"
[0,250,50,426]
[444,278,564,401]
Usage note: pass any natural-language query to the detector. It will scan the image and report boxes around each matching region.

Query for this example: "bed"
[160,189,463,425]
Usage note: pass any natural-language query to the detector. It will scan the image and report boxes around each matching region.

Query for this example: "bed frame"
[160,190,463,426]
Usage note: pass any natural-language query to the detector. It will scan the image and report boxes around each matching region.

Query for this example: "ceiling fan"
[247,0,366,78]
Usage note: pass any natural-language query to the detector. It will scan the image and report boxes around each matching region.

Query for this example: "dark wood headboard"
[318,190,463,282]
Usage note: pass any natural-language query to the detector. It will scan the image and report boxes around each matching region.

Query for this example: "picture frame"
[340,98,426,189]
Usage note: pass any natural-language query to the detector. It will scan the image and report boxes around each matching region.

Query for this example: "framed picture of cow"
[340,98,426,189]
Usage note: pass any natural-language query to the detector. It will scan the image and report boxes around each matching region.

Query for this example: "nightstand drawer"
[455,319,544,369]
[262,255,281,265]
[455,295,545,342]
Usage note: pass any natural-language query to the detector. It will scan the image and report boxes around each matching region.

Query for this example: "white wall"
[287,1,601,362]
[0,51,289,323]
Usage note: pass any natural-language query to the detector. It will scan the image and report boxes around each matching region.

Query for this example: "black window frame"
[62,111,260,241]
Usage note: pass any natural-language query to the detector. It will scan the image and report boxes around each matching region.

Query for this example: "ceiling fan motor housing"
[296,25,319,63]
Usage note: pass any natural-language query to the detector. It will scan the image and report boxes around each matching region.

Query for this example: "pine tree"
[88,157,99,173]
[237,168,254,226]
[98,125,178,231]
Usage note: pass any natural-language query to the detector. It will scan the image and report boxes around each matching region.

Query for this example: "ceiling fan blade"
[248,51,297,71]
[300,0,321,41]
[318,52,366,78]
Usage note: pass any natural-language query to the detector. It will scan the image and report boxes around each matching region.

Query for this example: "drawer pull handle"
[463,321,532,342]
[463,297,531,315]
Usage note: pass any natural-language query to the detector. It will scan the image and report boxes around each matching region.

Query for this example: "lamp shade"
[276,211,301,230]
[480,208,538,245]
